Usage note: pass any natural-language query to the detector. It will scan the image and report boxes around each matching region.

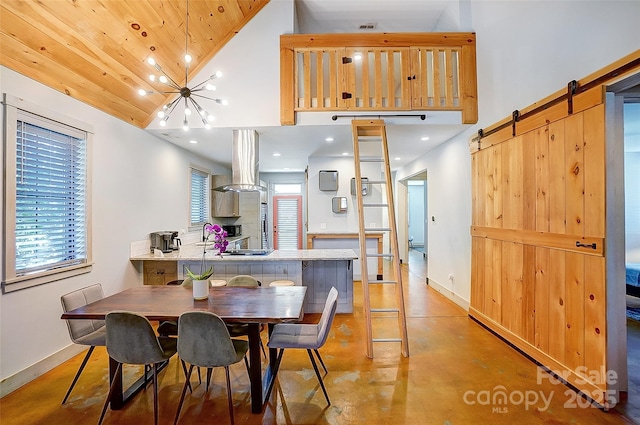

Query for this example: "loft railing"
[280,33,478,125]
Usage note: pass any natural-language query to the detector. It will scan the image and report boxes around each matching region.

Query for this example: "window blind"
[15,116,87,275]
[190,168,208,226]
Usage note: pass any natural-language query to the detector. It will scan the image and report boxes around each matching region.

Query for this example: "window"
[273,183,302,194]
[190,167,209,227]
[2,94,93,293]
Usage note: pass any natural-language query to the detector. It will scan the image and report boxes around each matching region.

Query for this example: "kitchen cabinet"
[143,261,178,285]
[212,175,240,217]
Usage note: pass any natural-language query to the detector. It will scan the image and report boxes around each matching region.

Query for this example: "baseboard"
[426,278,470,311]
[0,344,84,398]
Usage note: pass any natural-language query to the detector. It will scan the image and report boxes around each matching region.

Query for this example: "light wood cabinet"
[143,261,178,285]
[212,175,240,217]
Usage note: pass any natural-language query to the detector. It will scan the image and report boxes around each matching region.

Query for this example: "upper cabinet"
[280,33,478,126]
[211,175,240,217]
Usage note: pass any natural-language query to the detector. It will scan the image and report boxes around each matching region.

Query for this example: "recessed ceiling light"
[325,137,334,142]
[421,136,429,141]
[189,140,198,144]
[395,157,401,160]
[283,167,290,170]
[342,152,349,156]
[273,153,281,157]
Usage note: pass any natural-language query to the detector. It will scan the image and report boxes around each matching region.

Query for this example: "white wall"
[395,0,640,307]
[0,67,228,393]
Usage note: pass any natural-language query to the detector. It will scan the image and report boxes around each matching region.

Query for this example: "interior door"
[273,195,302,249]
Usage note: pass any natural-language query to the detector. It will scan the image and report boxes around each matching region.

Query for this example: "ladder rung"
[360,158,384,163]
[372,338,403,343]
[366,253,393,258]
[357,136,382,142]
[365,180,386,184]
[371,308,400,313]
[363,203,388,207]
[365,228,391,232]
[368,280,397,284]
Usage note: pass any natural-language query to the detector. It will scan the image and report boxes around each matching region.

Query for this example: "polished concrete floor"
[1,249,638,424]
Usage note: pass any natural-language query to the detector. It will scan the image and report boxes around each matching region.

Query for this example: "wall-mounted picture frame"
[319,170,339,191]
[332,197,347,213]
[350,177,369,196]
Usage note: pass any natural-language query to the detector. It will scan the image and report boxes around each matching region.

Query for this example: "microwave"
[222,225,242,236]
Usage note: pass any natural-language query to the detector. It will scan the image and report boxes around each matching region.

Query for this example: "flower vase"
[192,279,209,300]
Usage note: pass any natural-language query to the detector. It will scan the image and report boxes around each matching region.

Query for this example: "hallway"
[0,255,637,424]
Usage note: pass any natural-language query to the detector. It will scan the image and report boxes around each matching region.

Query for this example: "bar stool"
[210,279,227,287]
[269,280,295,287]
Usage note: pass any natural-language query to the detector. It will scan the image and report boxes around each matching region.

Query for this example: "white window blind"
[14,113,88,275]
[276,197,300,249]
[190,168,209,226]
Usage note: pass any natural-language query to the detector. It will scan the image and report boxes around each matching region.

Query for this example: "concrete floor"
[1,250,638,424]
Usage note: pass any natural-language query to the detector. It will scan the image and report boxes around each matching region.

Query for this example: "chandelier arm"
[184,0,190,87]
[190,79,212,91]
[189,97,208,116]
[157,67,183,90]
[162,97,183,122]
[191,93,224,103]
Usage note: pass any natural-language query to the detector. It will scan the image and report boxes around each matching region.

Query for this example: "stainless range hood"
[214,129,265,192]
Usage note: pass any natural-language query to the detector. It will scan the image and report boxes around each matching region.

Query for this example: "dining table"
[60,284,307,414]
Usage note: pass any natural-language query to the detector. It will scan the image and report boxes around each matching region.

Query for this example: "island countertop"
[130,247,358,262]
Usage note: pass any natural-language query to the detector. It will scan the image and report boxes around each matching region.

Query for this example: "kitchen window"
[2,94,93,293]
[190,166,209,227]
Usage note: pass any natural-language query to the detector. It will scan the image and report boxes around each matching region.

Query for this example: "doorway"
[273,195,302,249]
[401,171,428,264]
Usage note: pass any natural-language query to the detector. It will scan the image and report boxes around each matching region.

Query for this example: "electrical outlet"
[448,273,454,281]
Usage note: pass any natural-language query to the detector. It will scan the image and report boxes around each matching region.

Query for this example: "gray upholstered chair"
[60,283,107,404]
[265,287,338,405]
[174,311,249,425]
[98,311,177,425]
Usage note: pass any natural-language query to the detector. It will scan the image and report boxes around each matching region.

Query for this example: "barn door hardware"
[407,75,416,81]
[342,92,353,99]
[575,241,597,249]
[511,110,520,136]
[567,80,578,114]
[342,57,353,64]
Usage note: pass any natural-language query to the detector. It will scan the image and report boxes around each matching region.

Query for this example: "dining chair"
[98,311,178,425]
[265,287,339,405]
[225,275,267,359]
[60,283,107,404]
[174,311,249,425]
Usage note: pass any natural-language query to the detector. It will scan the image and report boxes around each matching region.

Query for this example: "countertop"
[130,246,358,262]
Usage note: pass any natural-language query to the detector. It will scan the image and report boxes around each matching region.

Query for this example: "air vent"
[359,23,376,30]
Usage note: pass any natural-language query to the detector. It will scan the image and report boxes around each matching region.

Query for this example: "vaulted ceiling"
[0,0,269,128]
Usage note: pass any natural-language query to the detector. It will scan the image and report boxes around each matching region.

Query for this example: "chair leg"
[259,338,267,358]
[62,345,95,404]
[307,349,330,405]
[243,355,250,380]
[224,366,235,425]
[313,349,328,375]
[153,363,159,425]
[98,362,122,425]
[206,368,213,392]
[180,359,193,393]
[264,349,284,403]
[174,365,194,425]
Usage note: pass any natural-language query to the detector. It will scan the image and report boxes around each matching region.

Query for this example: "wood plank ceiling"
[0,0,270,128]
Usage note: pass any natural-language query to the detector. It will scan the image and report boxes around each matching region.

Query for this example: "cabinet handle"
[575,241,596,249]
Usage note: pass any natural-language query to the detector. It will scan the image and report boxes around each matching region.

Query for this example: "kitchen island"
[130,247,357,313]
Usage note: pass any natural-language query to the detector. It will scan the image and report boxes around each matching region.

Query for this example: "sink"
[226,249,272,256]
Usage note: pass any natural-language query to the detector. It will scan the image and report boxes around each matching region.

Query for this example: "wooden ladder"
[351,119,409,358]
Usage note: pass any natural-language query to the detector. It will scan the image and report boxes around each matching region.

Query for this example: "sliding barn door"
[470,87,620,406]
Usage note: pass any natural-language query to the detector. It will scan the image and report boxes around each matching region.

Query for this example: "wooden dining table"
[60,285,307,414]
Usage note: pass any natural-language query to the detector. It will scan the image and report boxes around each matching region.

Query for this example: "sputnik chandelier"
[138,0,227,131]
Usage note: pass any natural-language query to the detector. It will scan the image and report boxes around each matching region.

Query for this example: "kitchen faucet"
[202,222,212,242]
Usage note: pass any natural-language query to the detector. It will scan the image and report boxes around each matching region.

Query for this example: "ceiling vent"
[359,23,376,30]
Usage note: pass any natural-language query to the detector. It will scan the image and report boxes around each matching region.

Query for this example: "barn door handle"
[575,241,597,249]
